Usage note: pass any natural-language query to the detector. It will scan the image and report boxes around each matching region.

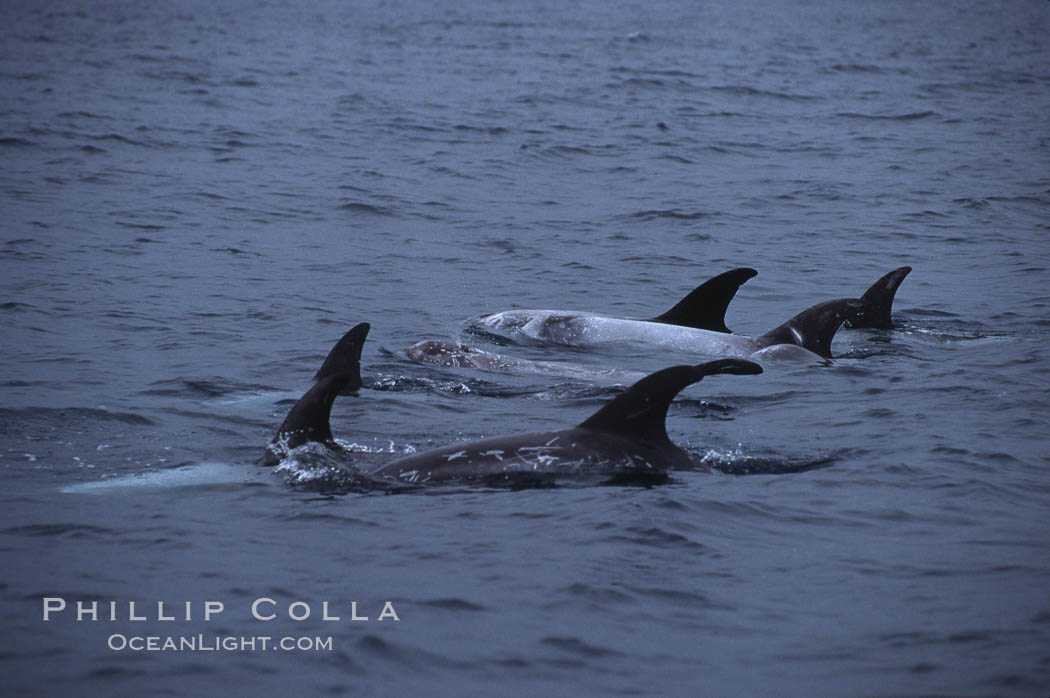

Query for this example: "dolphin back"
[578,359,762,446]
[649,267,757,333]
[758,298,865,359]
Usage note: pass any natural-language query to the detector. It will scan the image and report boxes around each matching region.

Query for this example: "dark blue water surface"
[2,0,1049,694]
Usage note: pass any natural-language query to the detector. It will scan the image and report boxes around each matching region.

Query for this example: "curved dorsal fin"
[845,266,912,329]
[649,268,757,333]
[270,373,352,452]
[314,322,370,386]
[759,299,864,359]
[577,359,762,445]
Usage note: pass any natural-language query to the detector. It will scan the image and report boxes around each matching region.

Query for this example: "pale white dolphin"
[470,267,756,342]
[473,298,865,360]
[469,267,912,360]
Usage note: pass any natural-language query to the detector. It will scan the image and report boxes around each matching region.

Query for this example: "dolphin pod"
[264,267,913,485]
[264,322,762,482]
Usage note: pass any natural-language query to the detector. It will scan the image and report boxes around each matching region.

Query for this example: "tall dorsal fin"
[845,266,912,329]
[758,298,864,359]
[314,322,370,386]
[268,373,352,457]
[649,267,757,333]
[577,359,762,445]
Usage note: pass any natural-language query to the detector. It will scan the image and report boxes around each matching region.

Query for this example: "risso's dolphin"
[470,267,910,359]
[469,267,756,343]
[474,297,865,360]
[401,340,645,382]
[265,327,762,484]
[370,359,761,484]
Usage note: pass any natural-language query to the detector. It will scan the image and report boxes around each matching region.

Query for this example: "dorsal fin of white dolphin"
[845,266,912,330]
[313,322,370,385]
[648,267,757,332]
[369,358,763,484]
[757,298,866,359]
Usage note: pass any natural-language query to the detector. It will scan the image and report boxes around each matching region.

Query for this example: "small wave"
[140,70,211,85]
[606,77,674,90]
[541,635,622,658]
[604,525,706,552]
[710,85,816,101]
[338,202,397,216]
[829,63,894,73]
[538,144,597,159]
[1,301,36,312]
[900,209,949,220]
[115,221,166,231]
[611,66,701,79]
[0,406,154,426]
[209,246,259,256]
[56,111,104,119]
[1,523,115,537]
[837,111,936,121]
[86,132,152,147]
[453,124,510,136]
[143,377,276,400]
[622,208,709,221]
[985,194,1049,205]
[416,598,487,611]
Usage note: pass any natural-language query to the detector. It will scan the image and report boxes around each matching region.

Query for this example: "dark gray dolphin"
[267,351,762,484]
[844,266,912,329]
[372,358,761,484]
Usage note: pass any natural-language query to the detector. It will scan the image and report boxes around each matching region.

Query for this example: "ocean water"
[2,0,1049,694]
